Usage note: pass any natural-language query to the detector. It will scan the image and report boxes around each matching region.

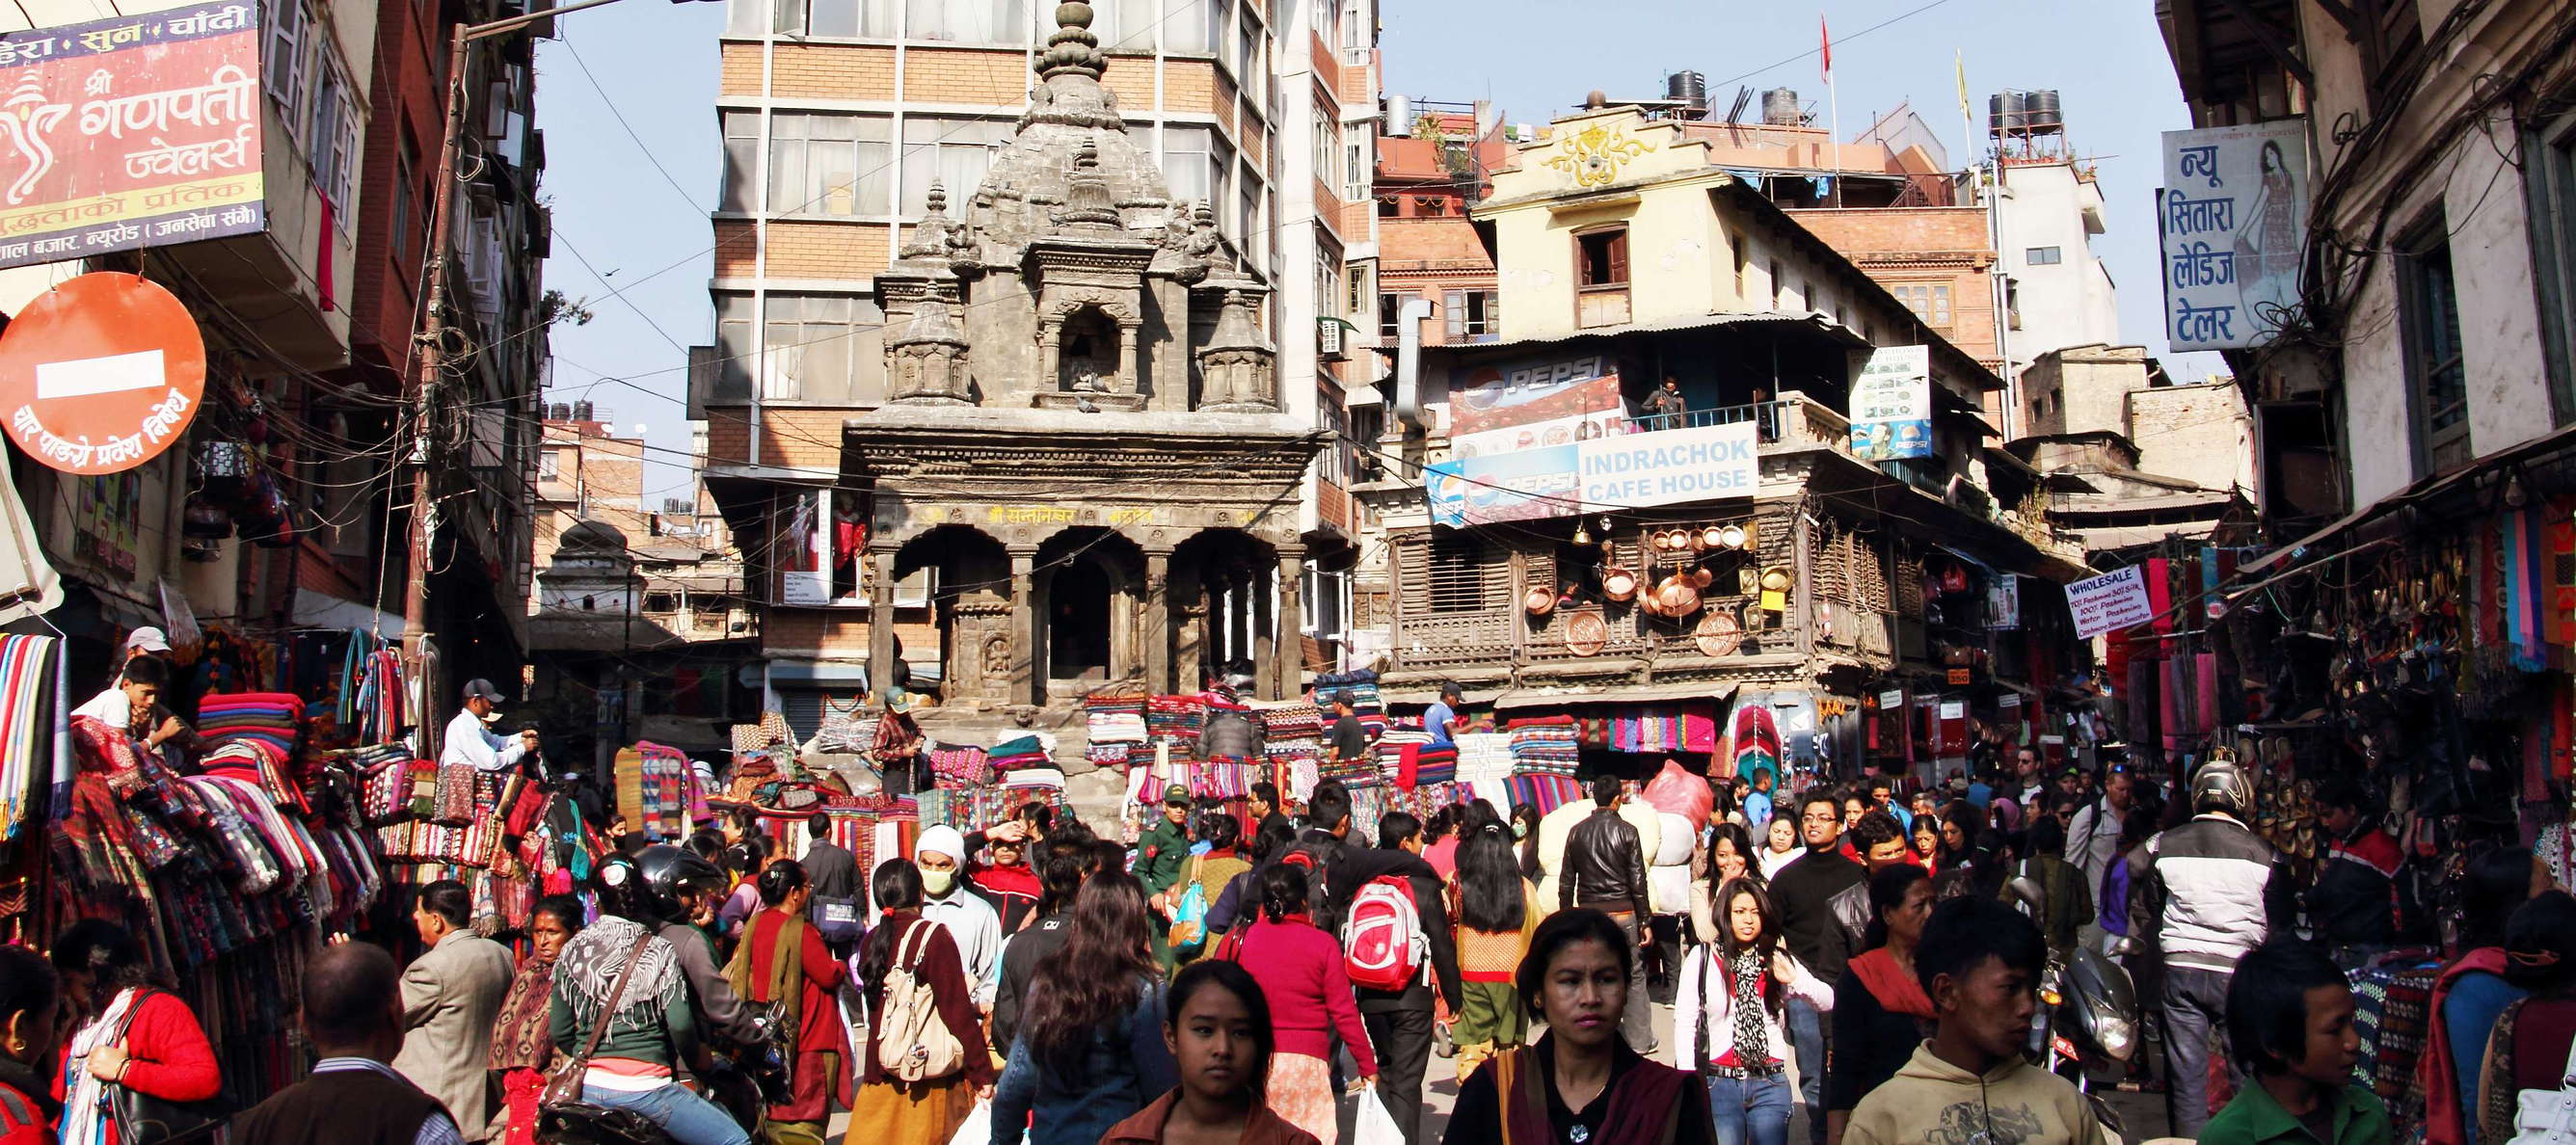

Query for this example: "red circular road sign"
[0,273,205,476]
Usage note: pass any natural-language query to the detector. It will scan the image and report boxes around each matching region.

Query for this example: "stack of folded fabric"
[1144,694,1205,751]
[927,745,991,787]
[1408,743,1458,789]
[1455,732,1515,783]
[1085,689,1147,746]
[198,692,304,760]
[1084,742,1134,769]
[1375,727,1429,789]
[1506,715,1581,778]
[988,734,1053,774]
[201,739,305,811]
[1505,774,1583,815]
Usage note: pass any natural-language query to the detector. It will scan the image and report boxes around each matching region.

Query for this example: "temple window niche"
[1056,306,1120,393]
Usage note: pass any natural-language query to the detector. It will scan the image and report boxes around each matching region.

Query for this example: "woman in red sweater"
[1238,862,1377,1142]
[0,946,59,1145]
[850,859,994,1145]
[50,919,221,1145]
[730,859,849,1144]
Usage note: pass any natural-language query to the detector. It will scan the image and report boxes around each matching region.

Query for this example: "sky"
[533,0,2220,499]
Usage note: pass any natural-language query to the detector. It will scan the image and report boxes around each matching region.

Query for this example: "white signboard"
[2065,565,2155,639]
[780,570,831,606]
[1848,345,1933,461]
[2160,119,2308,350]
[1574,421,1759,510]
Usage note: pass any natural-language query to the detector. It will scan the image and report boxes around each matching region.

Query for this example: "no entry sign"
[0,273,204,475]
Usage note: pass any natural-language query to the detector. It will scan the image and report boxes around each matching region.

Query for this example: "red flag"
[1820,15,1832,79]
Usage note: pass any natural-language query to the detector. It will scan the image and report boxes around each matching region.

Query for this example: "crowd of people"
[16,686,2576,1145]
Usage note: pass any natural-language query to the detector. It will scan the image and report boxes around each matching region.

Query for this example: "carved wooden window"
[1426,535,1505,614]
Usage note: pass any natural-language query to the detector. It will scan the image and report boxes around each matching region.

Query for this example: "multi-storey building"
[1981,91,2122,399]
[696,0,1378,739]
[1358,102,2092,783]
[0,0,545,708]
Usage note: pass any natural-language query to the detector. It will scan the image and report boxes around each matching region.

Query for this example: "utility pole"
[402,0,655,748]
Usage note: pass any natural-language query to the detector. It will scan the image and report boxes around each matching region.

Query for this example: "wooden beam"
[2311,0,2361,38]
[2209,0,2317,89]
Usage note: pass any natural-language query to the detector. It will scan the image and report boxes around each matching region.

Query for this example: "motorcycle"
[2010,876,2143,1140]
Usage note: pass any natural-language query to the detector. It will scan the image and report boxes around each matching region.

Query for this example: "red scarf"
[2421,946,2511,1145]
[1847,948,1934,1018]
[1494,1043,1692,1145]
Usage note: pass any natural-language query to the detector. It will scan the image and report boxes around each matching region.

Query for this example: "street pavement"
[828,1000,2175,1143]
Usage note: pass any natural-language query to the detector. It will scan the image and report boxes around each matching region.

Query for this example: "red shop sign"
[0,272,204,474]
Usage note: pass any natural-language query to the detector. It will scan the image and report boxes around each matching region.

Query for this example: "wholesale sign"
[0,2,264,271]
[2064,565,2156,640]
[1848,345,1931,461]
[2159,119,2307,351]
[1425,421,1757,527]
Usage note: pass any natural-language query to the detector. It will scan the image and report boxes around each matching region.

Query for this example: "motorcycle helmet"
[2188,756,2254,817]
[633,844,728,925]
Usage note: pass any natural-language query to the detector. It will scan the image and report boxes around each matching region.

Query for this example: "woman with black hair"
[52,919,220,1145]
[1101,960,1318,1145]
[490,893,583,1145]
[1513,804,1545,881]
[715,836,774,940]
[990,871,1181,1144]
[1237,862,1376,1141]
[2480,891,2576,1144]
[1168,812,1250,968]
[1824,864,1935,1145]
[726,859,847,1144]
[1935,802,1985,872]
[993,838,1092,1052]
[1442,908,1718,1145]
[1691,822,1762,946]
[0,945,58,1145]
[851,858,994,1145]
[1677,877,1826,1145]
[1450,812,1540,1082]
[2423,845,2540,1145]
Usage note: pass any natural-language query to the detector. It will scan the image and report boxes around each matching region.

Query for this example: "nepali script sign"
[0,2,264,271]
[2064,565,2155,640]
[2159,119,2307,351]
[1425,421,1757,528]
[1848,345,1932,462]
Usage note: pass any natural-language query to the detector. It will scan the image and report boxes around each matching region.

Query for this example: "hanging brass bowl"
[1524,585,1557,616]
[1602,567,1640,602]
[1565,610,1609,656]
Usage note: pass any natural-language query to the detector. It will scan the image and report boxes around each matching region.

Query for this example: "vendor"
[69,626,176,720]
[74,655,193,759]
[440,679,536,772]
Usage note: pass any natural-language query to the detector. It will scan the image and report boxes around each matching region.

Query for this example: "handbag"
[543,931,657,1109]
[2510,1004,2576,1144]
[104,992,235,1144]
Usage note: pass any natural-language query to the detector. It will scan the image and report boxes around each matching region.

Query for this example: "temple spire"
[1038,2,1106,83]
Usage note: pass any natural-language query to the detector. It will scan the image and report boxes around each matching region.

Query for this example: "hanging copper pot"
[1524,585,1557,616]
[1602,566,1640,602]
[1691,567,1715,589]
[1654,575,1702,617]
[1565,610,1609,656]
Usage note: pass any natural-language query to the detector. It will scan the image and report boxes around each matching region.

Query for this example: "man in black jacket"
[1561,774,1656,1052]
[1828,811,1913,957]
[1769,788,1867,1145]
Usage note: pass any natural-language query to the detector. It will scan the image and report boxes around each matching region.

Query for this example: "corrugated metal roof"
[1422,311,1866,355]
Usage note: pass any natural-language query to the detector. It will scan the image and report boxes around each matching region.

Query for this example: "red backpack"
[1342,875,1429,992]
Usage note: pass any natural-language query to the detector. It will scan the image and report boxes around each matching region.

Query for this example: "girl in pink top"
[1236,863,1377,1142]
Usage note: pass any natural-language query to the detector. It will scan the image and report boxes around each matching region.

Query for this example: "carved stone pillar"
[1274,550,1304,700]
[1038,325,1062,393]
[1115,323,1141,394]
[1007,548,1036,704]
[1143,550,1171,694]
[1248,566,1272,696]
[867,549,898,699]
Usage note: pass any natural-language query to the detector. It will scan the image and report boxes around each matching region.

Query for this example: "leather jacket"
[1828,877,1872,964]
[1561,808,1652,919]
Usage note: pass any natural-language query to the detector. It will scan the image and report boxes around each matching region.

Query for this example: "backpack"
[1342,875,1429,993]
[874,920,965,1082]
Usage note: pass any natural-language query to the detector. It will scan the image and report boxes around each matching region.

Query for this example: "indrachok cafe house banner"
[0,1,265,271]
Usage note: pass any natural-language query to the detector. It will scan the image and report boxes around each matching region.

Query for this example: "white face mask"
[920,867,956,896]
[1512,822,1530,840]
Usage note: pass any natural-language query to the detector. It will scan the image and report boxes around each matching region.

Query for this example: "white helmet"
[2188,757,2254,816]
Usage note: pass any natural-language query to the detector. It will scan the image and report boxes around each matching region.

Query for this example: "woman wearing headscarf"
[490,894,583,1145]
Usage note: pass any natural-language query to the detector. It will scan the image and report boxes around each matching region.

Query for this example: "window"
[1344,137,1370,202]
[390,141,416,263]
[770,113,894,216]
[1444,289,1499,339]
[761,0,897,36]
[1313,112,1340,196]
[2360,0,2424,94]
[538,449,560,481]
[644,593,679,614]
[1425,536,1496,614]
[1170,0,1221,52]
[1239,180,1263,261]
[1770,259,1784,308]
[1310,0,1337,46]
[1577,229,1628,288]
[2400,217,2468,471]
[1314,244,1341,318]
[1077,0,1158,51]
[1379,291,1405,339]
[720,111,759,211]
[1377,196,1399,218]
[2026,246,2062,266]
[1892,283,1953,328]
[1164,126,1231,212]
[906,0,1024,41]
[716,293,887,404]
[264,0,311,126]
[1731,232,1747,297]
[2534,111,2576,422]
[900,117,1010,213]
[1345,263,1372,317]
[1239,16,1262,99]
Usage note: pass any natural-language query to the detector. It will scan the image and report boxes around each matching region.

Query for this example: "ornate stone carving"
[1196,287,1278,413]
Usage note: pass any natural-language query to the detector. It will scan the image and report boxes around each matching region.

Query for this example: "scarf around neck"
[1848,947,1934,1018]
[552,916,685,1038]
[1730,949,1773,1065]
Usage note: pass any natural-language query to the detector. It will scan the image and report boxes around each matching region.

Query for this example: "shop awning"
[2238,421,2576,577]
[1494,680,1739,709]
[292,588,405,638]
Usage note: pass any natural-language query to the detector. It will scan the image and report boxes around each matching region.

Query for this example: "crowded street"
[0,0,2570,1143]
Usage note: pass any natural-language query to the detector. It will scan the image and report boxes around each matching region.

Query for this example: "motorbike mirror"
[2007,875,2046,909]
[2106,936,2138,958]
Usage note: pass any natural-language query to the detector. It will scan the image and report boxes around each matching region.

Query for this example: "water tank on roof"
[549,402,570,421]
[1761,88,1801,126]
[1668,70,1708,115]
[1382,94,1413,138]
[2025,89,2062,134]
[573,400,594,421]
[1989,91,2026,135]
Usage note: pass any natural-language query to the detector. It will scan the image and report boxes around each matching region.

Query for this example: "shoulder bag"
[543,931,657,1109]
[2510,1001,2576,1144]
[104,990,236,1145]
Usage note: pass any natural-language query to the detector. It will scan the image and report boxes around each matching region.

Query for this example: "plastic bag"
[1641,758,1715,827]
[947,1098,990,1145]
[1353,1084,1407,1145]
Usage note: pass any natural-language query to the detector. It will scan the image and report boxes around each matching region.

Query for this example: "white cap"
[124,626,170,652]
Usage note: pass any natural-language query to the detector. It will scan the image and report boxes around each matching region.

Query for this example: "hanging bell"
[1572,523,1594,546]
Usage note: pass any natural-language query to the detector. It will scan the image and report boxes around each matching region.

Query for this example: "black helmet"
[632,844,727,924]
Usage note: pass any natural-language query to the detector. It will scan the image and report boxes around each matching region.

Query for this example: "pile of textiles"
[1318,738,1379,788]
[1607,707,1721,754]
[1506,716,1581,777]
[1185,761,1254,799]
[201,740,306,812]
[1085,742,1133,768]
[1255,703,1321,791]
[1144,695,1205,748]
[1402,743,1457,790]
[631,742,700,839]
[1315,670,1385,738]
[1375,728,1429,790]
[926,745,991,786]
[1504,774,1583,814]
[988,734,1052,772]
[1085,689,1147,745]
[1002,764,1066,793]
[2348,950,2442,1114]
[1455,733,1515,784]
[0,634,59,840]
[377,815,500,866]
[197,693,305,759]
[1201,705,1264,766]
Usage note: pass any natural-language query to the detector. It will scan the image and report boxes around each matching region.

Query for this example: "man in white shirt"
[70,655,190,759]
[2064,762,2135,900]
[69,626,174,723]
[439,679,535,773]
[912,825,1002,1008]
